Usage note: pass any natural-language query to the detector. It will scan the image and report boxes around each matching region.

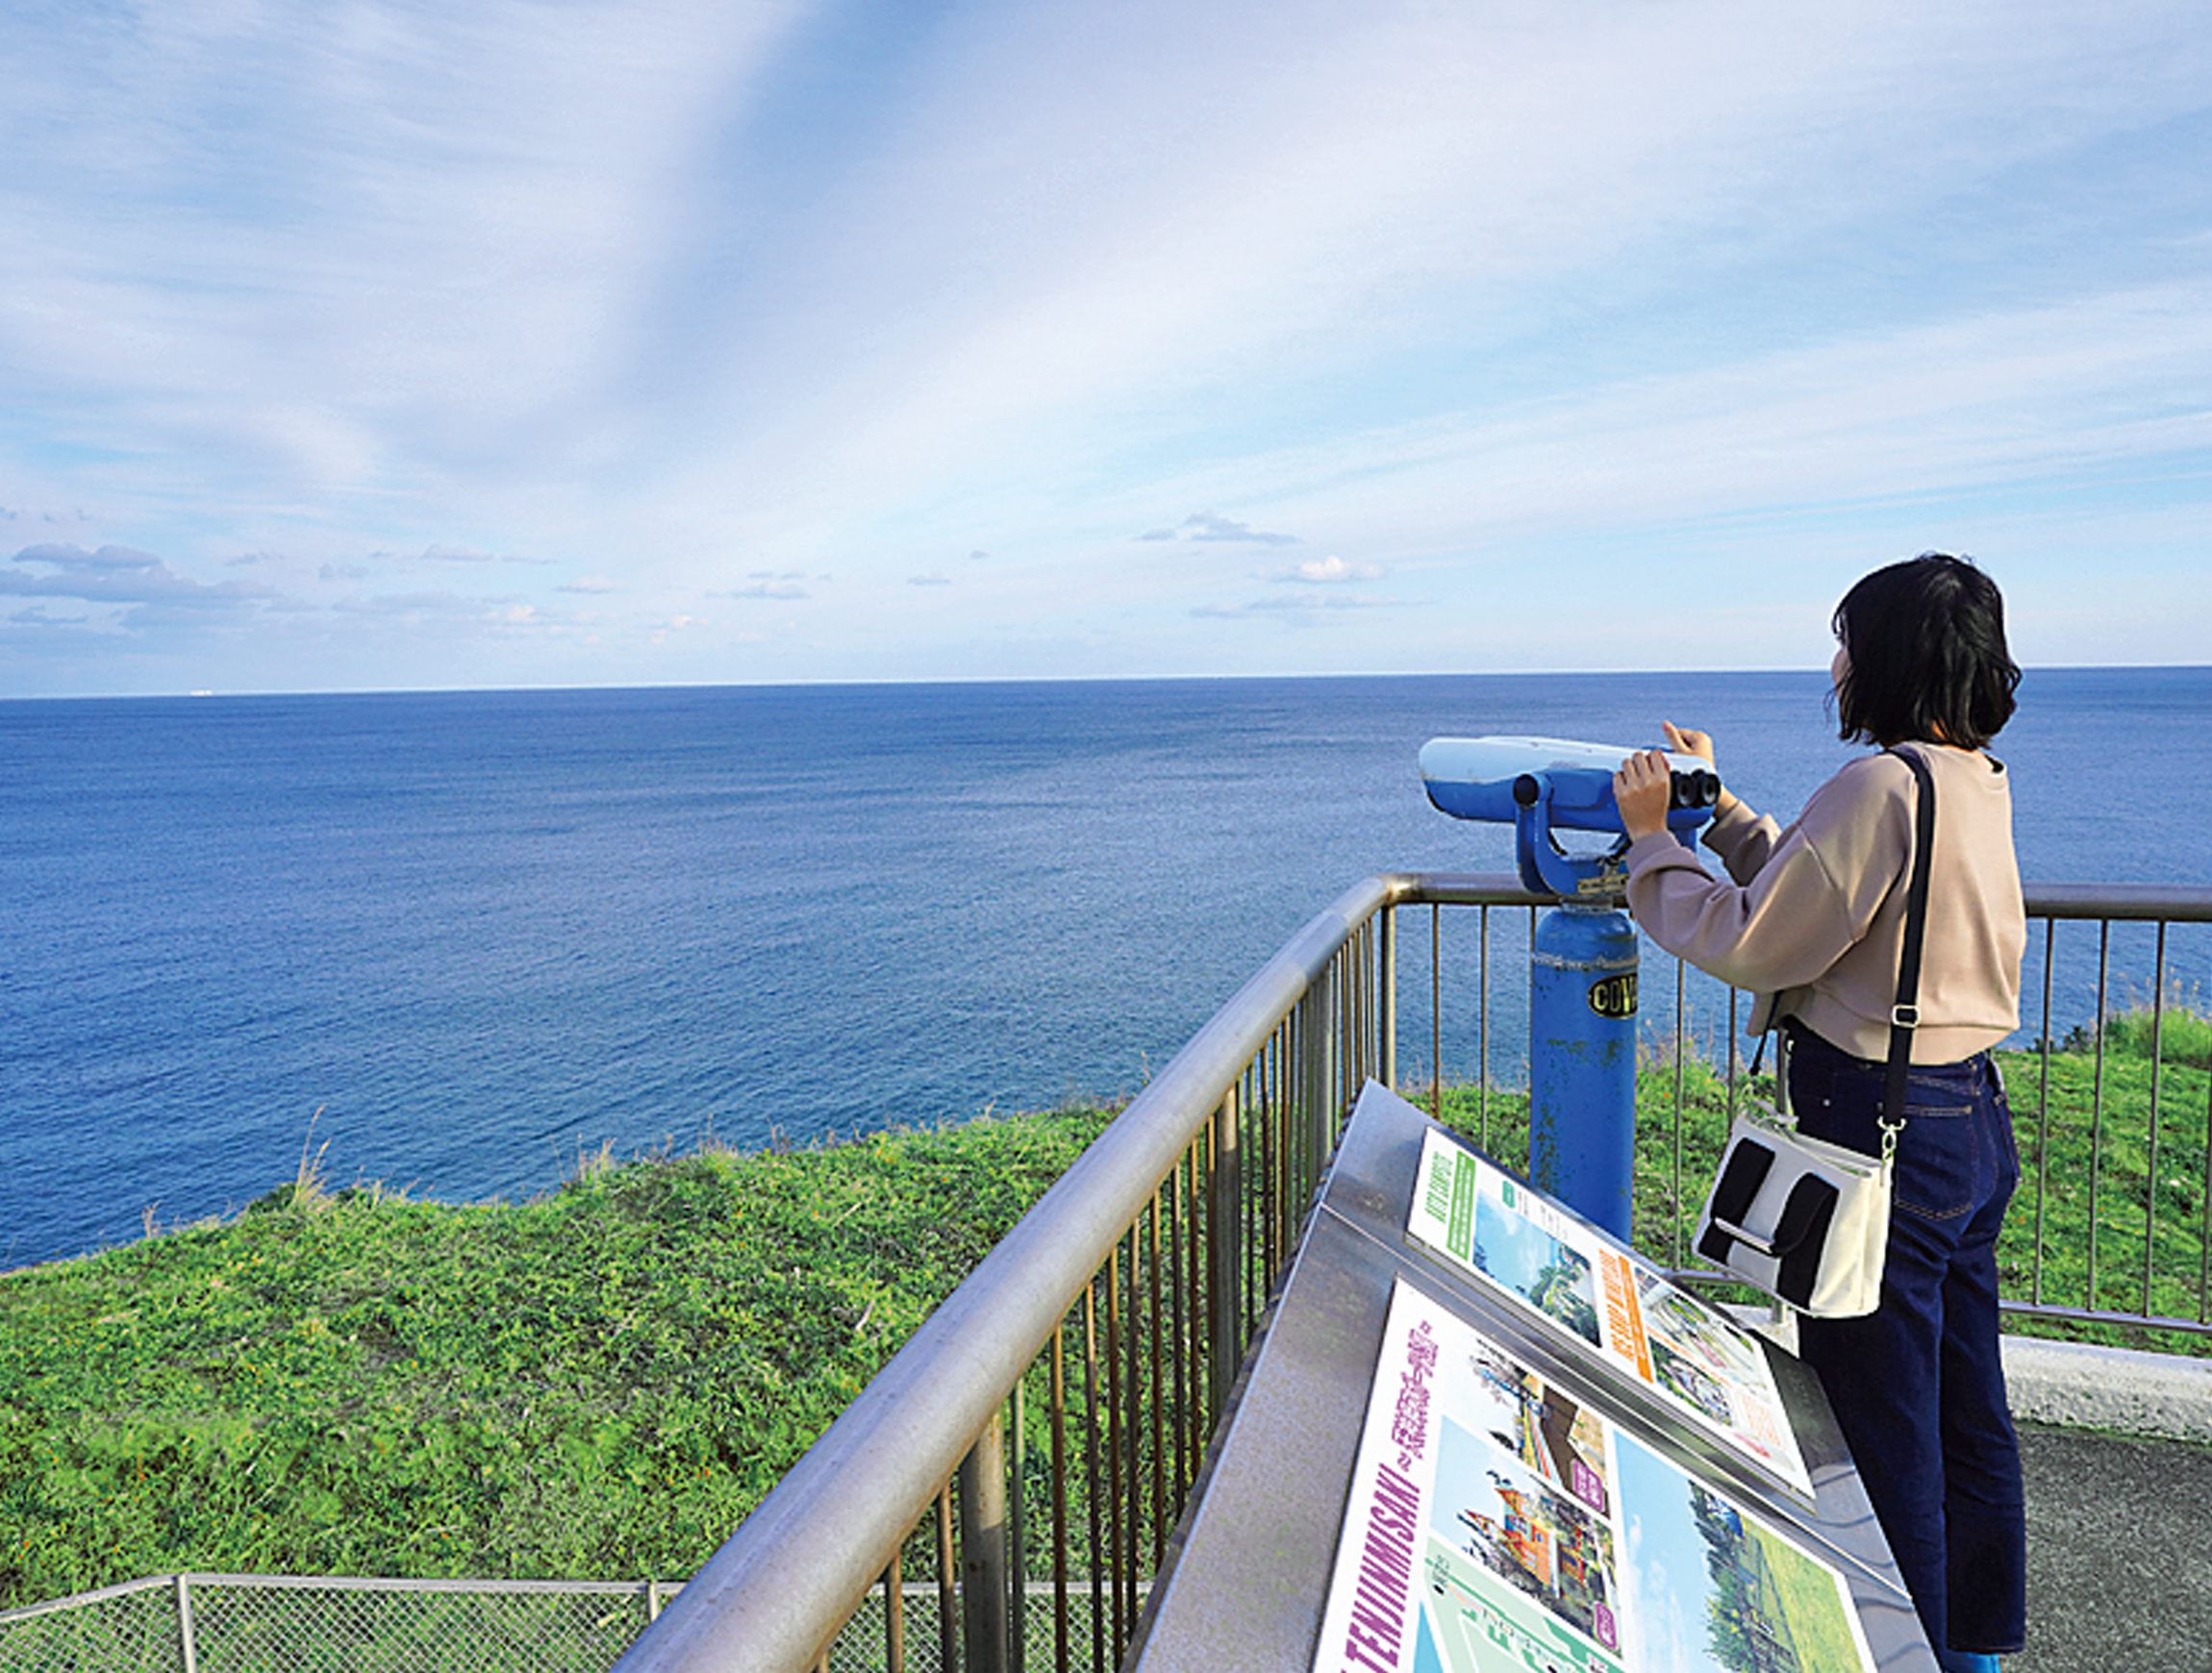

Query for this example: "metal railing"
[11,874,2208,1673]
[2005,883,2212,1336]
[1400,877,2212,1340]
[613,870,2212,1673]
[613,874,1400,1673]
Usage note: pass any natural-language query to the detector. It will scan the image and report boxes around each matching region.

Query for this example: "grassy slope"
[0,1108,1114,1611]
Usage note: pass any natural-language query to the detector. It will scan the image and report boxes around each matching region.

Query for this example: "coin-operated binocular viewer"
[1420,736,1722,1237]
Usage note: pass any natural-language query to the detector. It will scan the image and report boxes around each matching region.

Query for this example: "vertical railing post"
[1478,904,1496,1143]
[959,1413,1010,1673]
[1430,903,1444,1123]
[1146,1195,1167,1573]
[937,1486,960,1673]
[2088,921,2112,1308]
[1047,1320,1070,1673]
[2145,921,2171,1312]
[175,1575,199,1673]
[1081,1293,1104,1673]
[885,1555,906,1673]
[1009,1377,1027,1673]
[1337,939,1356,1111]
[1206,1089,1243,1430]
[1347,933,1367,1102]
[1181,1140,1205,1490]
[1671,958,1688,1266]
[2032,919,2056,1309]
[1308,964,1335,1178]
[1339,942,1354,1124]
[2200,1051,2212,1325]
[1380,904,1397,1094]
[1292,987,1313,1198]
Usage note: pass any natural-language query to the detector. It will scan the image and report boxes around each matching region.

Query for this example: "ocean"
[5,668,2209,1269]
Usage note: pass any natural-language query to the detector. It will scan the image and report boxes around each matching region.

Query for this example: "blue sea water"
[5,668,2208,1270]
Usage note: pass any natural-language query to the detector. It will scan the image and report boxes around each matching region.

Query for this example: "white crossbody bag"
[1694,750,1934,1318]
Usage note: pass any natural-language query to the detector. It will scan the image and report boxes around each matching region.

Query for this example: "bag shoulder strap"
[1881,747,1938,1132]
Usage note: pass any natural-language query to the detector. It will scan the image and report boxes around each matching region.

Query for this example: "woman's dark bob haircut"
[1832,553,2020,750]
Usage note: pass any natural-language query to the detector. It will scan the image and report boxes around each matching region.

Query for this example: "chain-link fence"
[0,1573,1131,1673]
[0,1574,677,1673]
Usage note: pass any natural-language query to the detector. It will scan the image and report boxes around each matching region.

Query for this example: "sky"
[4,0,2208,698]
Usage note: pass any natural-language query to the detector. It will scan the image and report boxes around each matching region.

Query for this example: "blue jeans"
[1787,1023,2027,1658]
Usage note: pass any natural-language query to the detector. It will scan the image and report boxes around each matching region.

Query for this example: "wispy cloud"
[1138,512,1300,546]
[400,545,554,567]
[1193,592,1404,622]
[5,545,276,612]
[720,576,813,601]
[1275,556,1383,585]
[332,591,520,620]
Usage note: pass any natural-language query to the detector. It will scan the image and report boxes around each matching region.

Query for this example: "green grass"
[1746,1518,1865,1673]
[2002,1048,2212,1335]
[0,1108,1116,1612]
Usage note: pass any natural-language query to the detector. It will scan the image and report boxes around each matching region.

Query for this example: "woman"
[1611,554,2025,1673]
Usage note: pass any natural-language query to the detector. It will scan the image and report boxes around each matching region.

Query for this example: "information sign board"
[1406,1128,1810,1497]
[1122,1083,1928,1673]
[1315,1278,1877,1673]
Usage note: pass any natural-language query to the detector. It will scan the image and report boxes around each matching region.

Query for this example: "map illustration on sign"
[1314,1279,1876,1673]
[1404,1127,1809,1496]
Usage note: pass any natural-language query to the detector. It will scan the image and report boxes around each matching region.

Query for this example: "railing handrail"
[2023,882,2212,922]
[613,873,1427,1673]
[1392,874,2212,923]
[1326,875,2212,922]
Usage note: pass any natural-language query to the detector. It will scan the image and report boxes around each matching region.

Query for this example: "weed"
[566,1139,621,1185]
[2057,979,2212,1067]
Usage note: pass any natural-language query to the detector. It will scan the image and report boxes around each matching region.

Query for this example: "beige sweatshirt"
[1621,743,2024,1063]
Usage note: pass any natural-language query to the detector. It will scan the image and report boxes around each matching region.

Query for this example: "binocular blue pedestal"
[1421,737,1721,1239]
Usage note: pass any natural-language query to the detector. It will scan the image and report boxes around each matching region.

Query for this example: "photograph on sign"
[1609,1431,1875,1673]
[1405,1127,1808,1496]
[1314,1280,1875,1673]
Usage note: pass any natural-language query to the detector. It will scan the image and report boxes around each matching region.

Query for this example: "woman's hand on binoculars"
[1613,750,1676,841]
[1659,722,1741,819]
[1661,721,1716,765]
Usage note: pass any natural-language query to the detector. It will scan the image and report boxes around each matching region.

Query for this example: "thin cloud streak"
[1199,276,2212,544]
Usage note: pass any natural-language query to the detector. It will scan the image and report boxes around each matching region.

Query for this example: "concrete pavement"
[2014,1420,2212,1671]
[2004,1337,2212,1673]
[1728,1321,2212,1671]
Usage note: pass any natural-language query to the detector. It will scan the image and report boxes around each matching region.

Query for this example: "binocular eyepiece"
[1420,735,1722,837]
[1510,764,1721,813]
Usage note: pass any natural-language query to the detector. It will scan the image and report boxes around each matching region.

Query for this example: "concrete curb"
[1723,1305,2212,1443]
[1999,1336,2212,1442]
